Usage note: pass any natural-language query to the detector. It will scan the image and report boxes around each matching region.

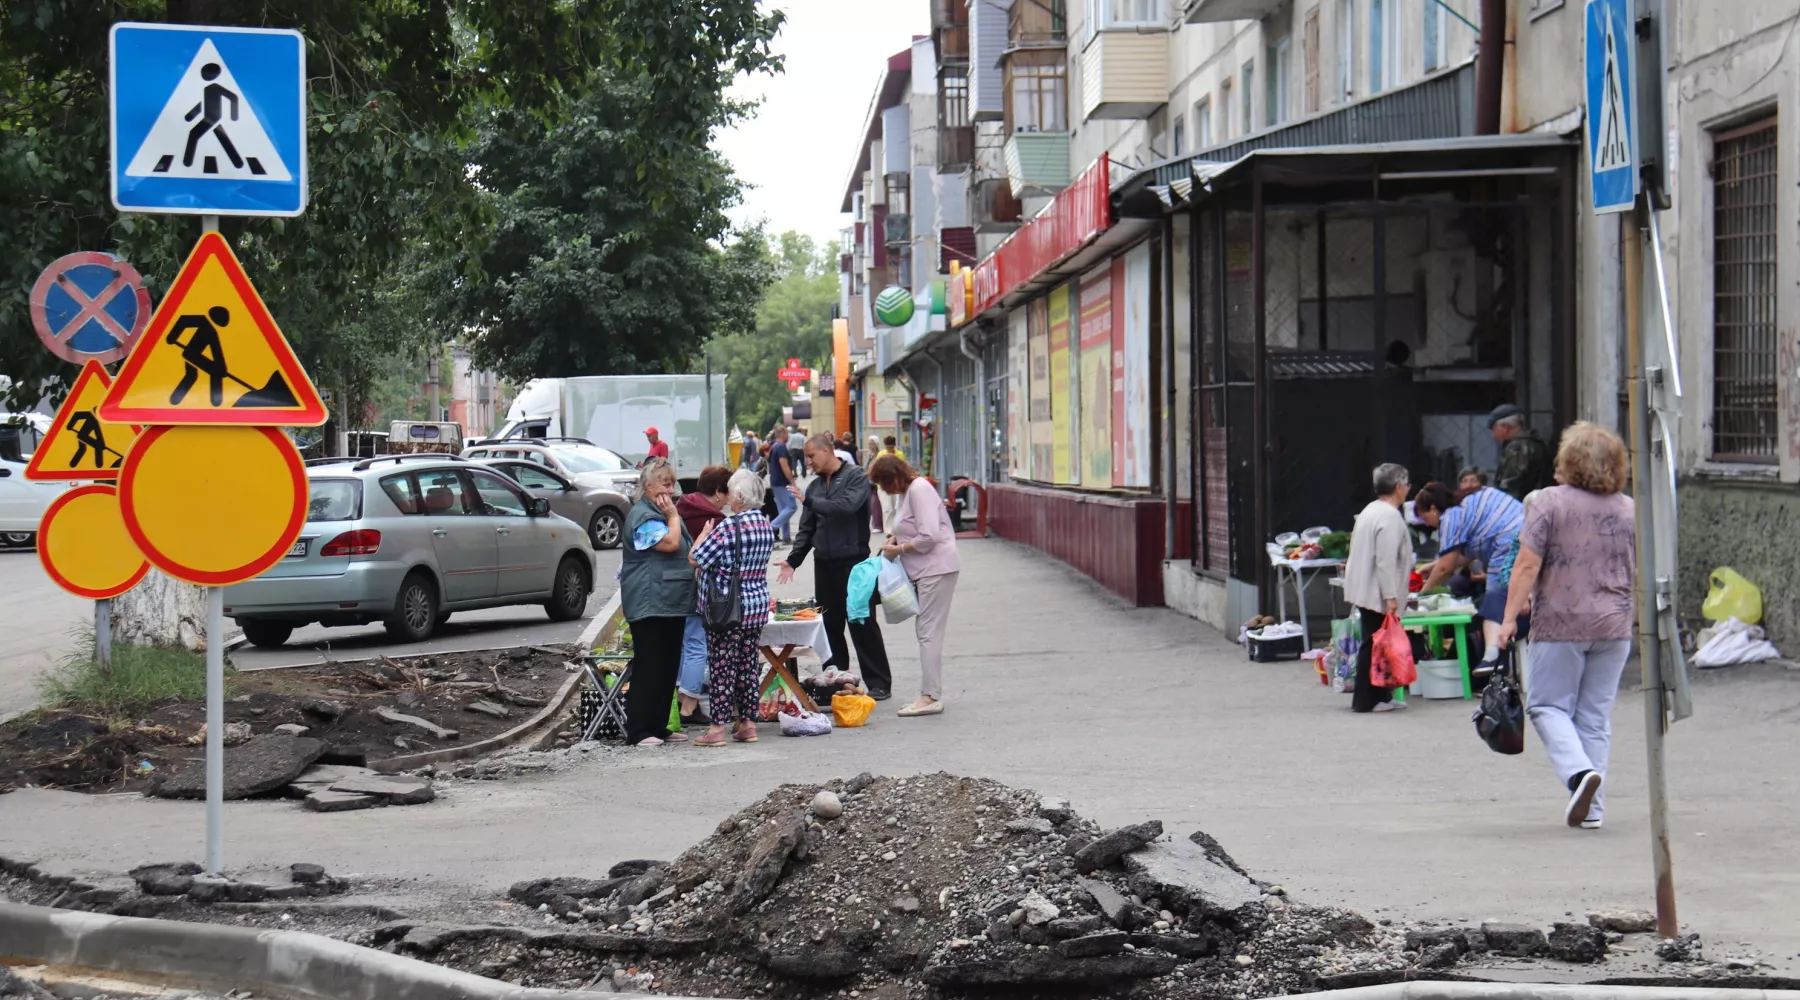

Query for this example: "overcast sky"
[715,0,928,248]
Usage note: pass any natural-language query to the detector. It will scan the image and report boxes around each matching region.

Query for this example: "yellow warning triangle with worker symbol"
[25,360,141,482]
[99,231,326,426]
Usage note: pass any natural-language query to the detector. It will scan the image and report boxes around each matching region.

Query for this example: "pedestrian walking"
[869,455,960,717]
[1488,404,1555,501]
[618,457,693,746]
[1343,462,1414,714]
[674,465,733,726]
[741,431,762,473]
[638,425,670,468]
[1497,422,1635,831]
[767,426,797,544]
[776,434,893,700]
[690,469,776,747]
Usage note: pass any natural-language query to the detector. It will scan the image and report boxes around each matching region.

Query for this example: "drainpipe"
[1474,0,1506,134]
[959,327,986,484]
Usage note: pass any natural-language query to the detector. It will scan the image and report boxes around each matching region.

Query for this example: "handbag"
[1473,649,1527,755]
[702,517,744,632]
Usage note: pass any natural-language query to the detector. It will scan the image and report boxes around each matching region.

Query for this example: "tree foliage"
[704,231,838,436]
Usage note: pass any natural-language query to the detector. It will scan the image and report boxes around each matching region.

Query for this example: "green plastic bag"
[669,692,683,732]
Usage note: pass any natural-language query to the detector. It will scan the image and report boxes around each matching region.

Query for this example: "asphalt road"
[227,549,622,671]
[0,543,91,723]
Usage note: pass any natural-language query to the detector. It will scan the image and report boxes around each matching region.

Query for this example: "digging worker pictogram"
[182,62,244,173]
[166,305,233,406]
[65,410,124,470]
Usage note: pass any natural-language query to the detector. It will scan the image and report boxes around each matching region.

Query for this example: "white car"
[0,414,66,547]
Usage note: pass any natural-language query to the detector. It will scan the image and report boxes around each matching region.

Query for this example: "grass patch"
[37,631,228,713]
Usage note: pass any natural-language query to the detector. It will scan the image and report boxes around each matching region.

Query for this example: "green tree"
[705,231,838,435]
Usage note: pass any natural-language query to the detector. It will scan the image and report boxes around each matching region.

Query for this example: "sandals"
[633,737,665,747]
[663,731,690,743]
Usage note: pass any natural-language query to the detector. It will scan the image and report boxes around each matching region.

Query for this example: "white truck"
[491,374,729,480]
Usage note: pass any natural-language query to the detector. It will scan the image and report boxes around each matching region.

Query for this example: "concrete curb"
[368,593,623,774]
[1315,984,1800,1000]
[0,901,720,999]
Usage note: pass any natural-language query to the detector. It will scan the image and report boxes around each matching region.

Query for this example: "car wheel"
[239,619,294,649]
[589,508,623,550]
[2,532,34,548]
[544,554,591,622]
[384,571,439,643]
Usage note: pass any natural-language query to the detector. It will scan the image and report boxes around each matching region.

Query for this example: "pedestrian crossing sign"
[25,361,141,482]
[1585,0,1638,214]
[99,232,326,427]
[110,23,306,217]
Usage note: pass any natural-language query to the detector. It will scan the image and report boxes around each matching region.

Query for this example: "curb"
[1314,983,1800,1000]
[0,901,720,1000]
[369,593,623,774]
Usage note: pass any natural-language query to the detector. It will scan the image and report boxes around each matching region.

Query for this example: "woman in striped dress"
[689,469,777,746]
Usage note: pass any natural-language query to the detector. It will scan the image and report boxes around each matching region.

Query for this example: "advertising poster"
[1008,308,1029,479]
[1122,243,1153,486]
[1078,265,1113,489]
[1047,284,1073,485]
[1028,298,1052,480]
[1111,255,1127,485]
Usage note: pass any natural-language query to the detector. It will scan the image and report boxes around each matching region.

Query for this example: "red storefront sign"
[779,358,810,390]
[970,154,1112,316]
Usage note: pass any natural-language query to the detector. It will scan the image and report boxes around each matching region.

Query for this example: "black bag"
[1472,650,1526,755]
[702,518,743,632]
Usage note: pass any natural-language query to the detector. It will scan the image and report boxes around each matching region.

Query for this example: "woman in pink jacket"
[867,455,961,717]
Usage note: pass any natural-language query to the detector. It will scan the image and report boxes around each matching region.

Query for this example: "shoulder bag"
[702,516,745,632]
[1472,648,1526,755]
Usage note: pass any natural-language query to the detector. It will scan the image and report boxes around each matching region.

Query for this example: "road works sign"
[25,361,140,482]
[110,23,307,216]
[1585,0,1638,213]
[29,252,152,366]
[99,232,326,426]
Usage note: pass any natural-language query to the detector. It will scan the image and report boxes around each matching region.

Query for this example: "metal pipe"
[1163,216,1177,562]
[94,599,110,674]
[1189,208,1203,570]
[1251,166,1268,603]
[1475,0,1506,134]
[205,585,224,875]
[1378,167,1559,180]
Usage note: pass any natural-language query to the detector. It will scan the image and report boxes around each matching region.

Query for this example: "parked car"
[461,438,639,499]
[222,455,595,649]
[473,458,628,550]
[0,414,65,547]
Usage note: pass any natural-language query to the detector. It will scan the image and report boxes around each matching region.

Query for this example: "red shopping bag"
[1370,613,1418,689]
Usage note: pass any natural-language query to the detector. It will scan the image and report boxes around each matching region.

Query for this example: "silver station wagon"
[223,455,595,648]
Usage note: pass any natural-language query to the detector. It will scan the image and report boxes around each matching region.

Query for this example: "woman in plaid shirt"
[689,469,777,746]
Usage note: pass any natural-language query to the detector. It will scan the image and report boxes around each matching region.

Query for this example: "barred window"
[1710,117,1779,462]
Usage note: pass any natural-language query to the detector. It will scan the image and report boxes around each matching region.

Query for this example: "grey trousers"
[912,571,959,700]
[1525,639,1631,821]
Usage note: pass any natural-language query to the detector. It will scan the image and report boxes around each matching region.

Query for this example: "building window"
[1424,0,1441,70]
[1302,8,1321,113]
[1710,117,1780,462]
[1005,51,1069,133]
[1089,0,1162,29]
[1335,0,1354,101]
[940,64,974,166]
[1172,115,1187,156]
[1267,36,1291,126]
[1241,60,1254,134]
[1220,76,1233,137]
[1194,96,1212,147]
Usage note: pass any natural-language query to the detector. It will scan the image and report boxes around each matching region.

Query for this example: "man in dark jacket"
[776,433,892,699]
[1488,404,1554,501]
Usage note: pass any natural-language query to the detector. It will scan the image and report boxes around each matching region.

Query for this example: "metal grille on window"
[1710,118,1779,462]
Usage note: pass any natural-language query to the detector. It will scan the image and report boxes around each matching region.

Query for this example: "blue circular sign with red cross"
[29,251,153,366]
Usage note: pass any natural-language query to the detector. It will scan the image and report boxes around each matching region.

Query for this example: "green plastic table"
[1392,610,1476,701]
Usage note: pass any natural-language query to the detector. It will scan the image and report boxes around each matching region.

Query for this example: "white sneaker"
[1566,771,1602,827]
[1372,701,1408,713]
[1580,818,1603,830]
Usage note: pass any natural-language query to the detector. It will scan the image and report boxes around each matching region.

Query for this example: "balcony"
[939,126,975,169]
[1183,0,1284,22]
[1079,31,1168,121]
[1004,131,1072,197]
[884,212,911,246]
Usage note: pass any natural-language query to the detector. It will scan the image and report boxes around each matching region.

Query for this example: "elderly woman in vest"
[1343,462,1414,714]
[618,457,693,746]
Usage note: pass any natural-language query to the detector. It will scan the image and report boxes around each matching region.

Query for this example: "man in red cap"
[643,426,670,465]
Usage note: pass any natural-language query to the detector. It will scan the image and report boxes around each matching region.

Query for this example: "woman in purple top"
[869,454,961,718]
[1497,422,1635,831]
[689,469,777,747]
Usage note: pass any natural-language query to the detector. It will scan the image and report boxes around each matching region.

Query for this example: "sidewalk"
[4,536,1799,963]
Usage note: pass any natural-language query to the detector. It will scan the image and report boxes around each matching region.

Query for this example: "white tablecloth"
[758,617,830,656]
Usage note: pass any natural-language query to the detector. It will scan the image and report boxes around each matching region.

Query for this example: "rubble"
[1548,921,1608,963]
[148,734,325,799]
[1589,909,1658,933]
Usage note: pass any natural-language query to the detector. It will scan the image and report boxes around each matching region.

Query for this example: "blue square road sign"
[1585,0,1637,214]
[110,23,307,217]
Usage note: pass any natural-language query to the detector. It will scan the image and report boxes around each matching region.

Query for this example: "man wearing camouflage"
[1489,404,1554,501]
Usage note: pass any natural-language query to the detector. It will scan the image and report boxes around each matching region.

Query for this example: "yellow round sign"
[119,426,307,586]
[37,485,151,599]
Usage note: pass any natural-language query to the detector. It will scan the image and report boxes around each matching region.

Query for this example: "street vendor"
[1411,479,1526,668]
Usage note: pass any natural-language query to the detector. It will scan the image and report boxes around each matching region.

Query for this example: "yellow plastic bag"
[1702,567,1763,625]
[831,693,876,728]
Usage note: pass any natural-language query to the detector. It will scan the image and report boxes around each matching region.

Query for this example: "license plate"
[287,540,308,558]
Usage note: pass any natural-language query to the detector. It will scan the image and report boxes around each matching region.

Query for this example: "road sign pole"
[204,583,224,875]
[94,599,111,674]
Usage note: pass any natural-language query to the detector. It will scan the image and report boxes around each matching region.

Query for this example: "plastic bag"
[832,693,876,728]
[1692,616,1780,667]
[1370,613,1418,689]
[1702,568,1763,625]
[778,710,832,737]
[877,556,919,624]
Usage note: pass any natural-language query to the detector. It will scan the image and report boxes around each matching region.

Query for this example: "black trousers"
[625,616,685,743]
[1352,606,1397,713]
[814,557,892,692]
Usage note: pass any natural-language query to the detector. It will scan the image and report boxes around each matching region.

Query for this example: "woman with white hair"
[688,468,778,746]
[1342,462,1414,714]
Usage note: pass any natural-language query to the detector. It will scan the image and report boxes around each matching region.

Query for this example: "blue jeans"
[771,485,797,541]
[679,615,708,698]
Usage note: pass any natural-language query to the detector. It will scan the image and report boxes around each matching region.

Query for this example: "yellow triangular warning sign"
[25,361,141,482]
[98,232,326,426]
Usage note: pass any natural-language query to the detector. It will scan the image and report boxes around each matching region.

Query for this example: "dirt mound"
[422,773,1401,996]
